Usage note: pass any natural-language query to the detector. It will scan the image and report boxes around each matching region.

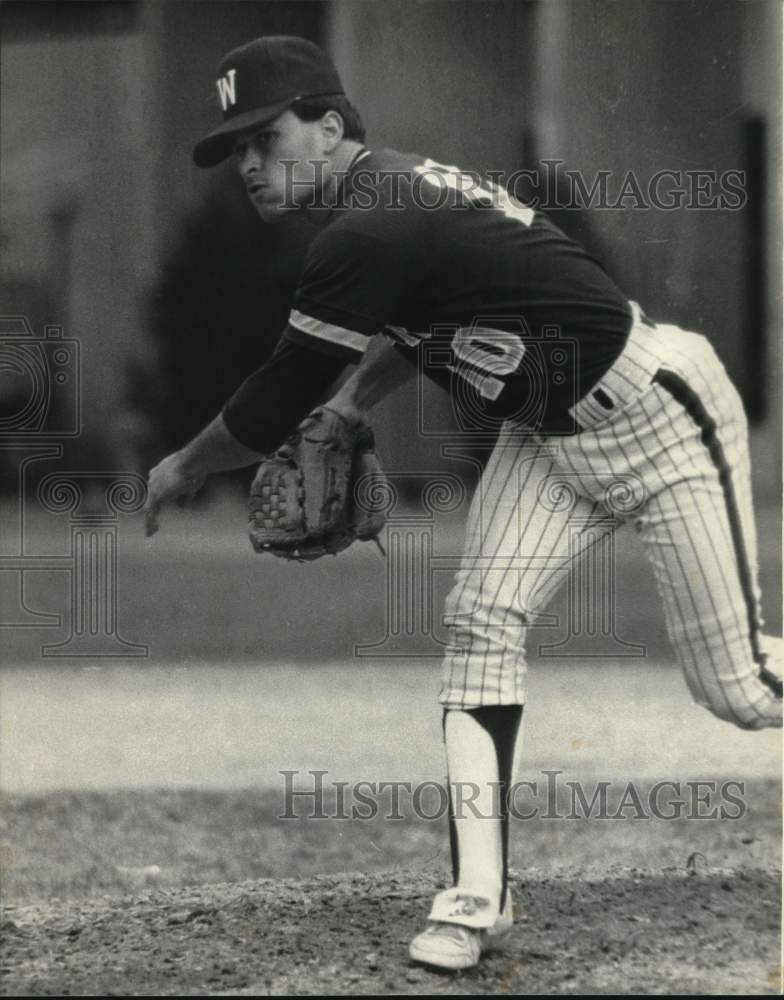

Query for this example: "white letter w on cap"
[217,68,237,111]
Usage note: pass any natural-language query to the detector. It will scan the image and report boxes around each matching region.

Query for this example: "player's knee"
[705,703,780,731]
[697,683,782,731]
[676,629,782,730]
[443,577,531,633]
[443,601,531,650]
[699,697,756,730]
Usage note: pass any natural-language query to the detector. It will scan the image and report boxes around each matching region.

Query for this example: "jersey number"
[390,321,526,402]
[450,325,525,401]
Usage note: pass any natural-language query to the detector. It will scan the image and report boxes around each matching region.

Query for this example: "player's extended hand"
[144,452,207,537]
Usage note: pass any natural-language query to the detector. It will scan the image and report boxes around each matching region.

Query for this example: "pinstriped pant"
[439,321,782,730]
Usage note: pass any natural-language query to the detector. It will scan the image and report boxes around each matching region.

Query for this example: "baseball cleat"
[408,889,514,971]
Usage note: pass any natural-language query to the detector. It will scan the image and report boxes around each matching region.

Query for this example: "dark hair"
[291,94,366,143]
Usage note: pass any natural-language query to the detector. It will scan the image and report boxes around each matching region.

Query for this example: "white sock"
[443,706,523,909]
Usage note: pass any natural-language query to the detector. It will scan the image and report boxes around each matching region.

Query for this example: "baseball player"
[145,36,782,971]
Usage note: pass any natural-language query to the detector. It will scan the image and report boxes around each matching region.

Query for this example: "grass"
[1,778,779,907]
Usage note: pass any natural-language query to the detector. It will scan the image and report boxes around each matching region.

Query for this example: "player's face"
[233,110,332,223]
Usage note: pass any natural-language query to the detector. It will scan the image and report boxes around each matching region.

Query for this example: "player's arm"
[326,333,417,422]
[145,223,417,534]
[144,337,346,536]
[280,224,421,422]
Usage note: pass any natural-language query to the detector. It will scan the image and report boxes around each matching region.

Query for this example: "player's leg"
[441,704,521,908]
[619,339,780,729]
[410,434,615,969]
[439,437,613,708]
[711,375,783,695]
[408,705,521,970]
[687,361,781,696]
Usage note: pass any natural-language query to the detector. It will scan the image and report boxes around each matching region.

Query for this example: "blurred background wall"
[1,0,780,498]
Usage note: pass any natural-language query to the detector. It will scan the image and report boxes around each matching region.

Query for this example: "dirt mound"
[1,865,779,995]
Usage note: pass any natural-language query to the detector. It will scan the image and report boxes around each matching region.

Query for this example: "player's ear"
[319,110,344,151]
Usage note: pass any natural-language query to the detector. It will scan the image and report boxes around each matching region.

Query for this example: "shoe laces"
[426,921,474,942]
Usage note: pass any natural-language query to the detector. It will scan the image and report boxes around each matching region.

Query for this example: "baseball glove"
[248,406,387,560]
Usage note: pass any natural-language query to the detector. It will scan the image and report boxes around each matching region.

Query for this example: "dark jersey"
[282,148,634,433]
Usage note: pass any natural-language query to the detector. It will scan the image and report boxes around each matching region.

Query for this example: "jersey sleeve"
[284,226,416,363]
[222,335,347,453]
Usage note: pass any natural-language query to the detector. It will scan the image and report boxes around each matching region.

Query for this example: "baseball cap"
[193,36,345,168]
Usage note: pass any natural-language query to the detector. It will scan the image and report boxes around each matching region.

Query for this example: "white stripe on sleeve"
[289,309,370,354]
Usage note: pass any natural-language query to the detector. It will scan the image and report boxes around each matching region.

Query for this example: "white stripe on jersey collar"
[349,148,372,170]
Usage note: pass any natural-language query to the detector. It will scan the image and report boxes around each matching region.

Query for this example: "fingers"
[144,465,163,537]
[143,479,201,536]
[144,500,160,538]
[143,455,206,538]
